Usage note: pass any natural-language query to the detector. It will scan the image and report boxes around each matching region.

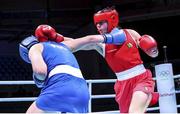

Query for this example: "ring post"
[155,63,177,113]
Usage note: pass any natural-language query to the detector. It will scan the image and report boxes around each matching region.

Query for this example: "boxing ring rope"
[0,74,180,113]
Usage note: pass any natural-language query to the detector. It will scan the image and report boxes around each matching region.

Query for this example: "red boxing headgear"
[94,8,119,33]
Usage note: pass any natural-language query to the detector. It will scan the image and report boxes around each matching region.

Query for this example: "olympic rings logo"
[158,70,170,80]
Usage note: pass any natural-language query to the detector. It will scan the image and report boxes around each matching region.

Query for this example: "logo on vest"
[127,43,133,48]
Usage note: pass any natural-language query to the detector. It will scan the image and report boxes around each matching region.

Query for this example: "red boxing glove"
[139,35,158,57]
[35,24,64,42]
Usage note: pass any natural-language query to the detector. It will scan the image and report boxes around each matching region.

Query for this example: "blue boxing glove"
[33,72,47,88]
[19,35,39,63]
[103,28,126,45]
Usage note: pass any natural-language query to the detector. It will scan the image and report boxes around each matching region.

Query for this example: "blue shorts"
[35,74,90,113]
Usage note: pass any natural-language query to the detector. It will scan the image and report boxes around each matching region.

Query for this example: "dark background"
[0,0,180,113]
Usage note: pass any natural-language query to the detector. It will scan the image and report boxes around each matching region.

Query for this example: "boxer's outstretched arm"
[63,35,104,51]
[65,28,126,54]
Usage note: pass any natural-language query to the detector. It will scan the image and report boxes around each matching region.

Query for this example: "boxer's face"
[96,20,108,34]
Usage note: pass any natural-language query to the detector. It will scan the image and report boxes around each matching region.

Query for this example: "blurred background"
[0,0,180,113]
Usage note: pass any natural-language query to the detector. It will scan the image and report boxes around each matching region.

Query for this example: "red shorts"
[114,69,159,113]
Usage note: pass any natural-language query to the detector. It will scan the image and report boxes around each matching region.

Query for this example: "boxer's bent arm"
[29,44,47,76]
[126,29,141,47]
[127,29,158,57]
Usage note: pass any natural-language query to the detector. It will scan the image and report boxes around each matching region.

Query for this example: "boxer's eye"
[97,20,106,26]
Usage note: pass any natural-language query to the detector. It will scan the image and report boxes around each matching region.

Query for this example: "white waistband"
[48,65,84,79]
[115,64,146,81]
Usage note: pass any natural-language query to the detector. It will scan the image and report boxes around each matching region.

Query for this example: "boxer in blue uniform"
[19,36,91,113]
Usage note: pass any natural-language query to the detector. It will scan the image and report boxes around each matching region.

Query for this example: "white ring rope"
[0,74,179,85]
[0,97,36,102]
[0,74,179,112]
[0,81,34,85]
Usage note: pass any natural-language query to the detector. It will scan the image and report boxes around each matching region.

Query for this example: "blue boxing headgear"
[19,35,39,63]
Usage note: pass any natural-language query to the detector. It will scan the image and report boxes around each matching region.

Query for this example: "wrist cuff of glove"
[56,34,64,42]
[102,34,112,43]
[33,72,47,88]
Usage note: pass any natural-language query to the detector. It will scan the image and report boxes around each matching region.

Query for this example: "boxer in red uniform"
[92,7,159,113]
[34,7,159,112]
